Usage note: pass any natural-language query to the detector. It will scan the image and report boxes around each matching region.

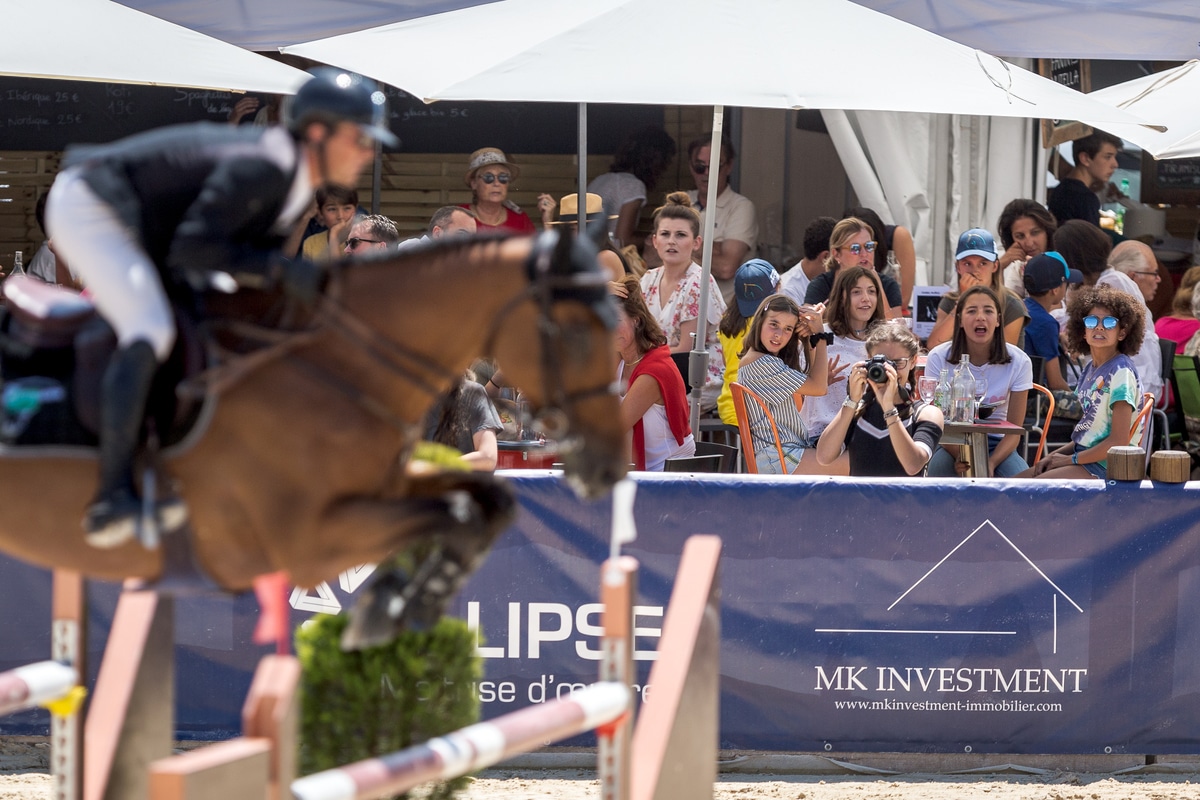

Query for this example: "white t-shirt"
[688,187,758,305]
[800,334,867,441]
[588,172,647,244]
[779,265,812,308]
[924,342,1034,422]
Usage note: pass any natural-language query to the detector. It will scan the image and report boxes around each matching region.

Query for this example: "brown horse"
[0,232,626,645]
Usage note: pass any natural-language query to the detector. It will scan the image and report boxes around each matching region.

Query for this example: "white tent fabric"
[282,0,1150,127]
[1090,61,1200,160]
[5,0,309,93]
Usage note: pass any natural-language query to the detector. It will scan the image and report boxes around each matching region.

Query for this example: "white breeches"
[45,168,176,361]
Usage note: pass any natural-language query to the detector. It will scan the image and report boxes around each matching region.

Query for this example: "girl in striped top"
[737,295,829,474]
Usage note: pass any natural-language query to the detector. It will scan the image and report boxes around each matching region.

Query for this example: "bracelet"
[882,408,900,420]
[1071,452,1079,465]
[809,331,834,347]
[842,397,860,410]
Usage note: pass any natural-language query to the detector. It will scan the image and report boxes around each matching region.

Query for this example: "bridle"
[313,231,618,433]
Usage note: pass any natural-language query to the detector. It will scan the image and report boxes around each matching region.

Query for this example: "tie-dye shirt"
[1072,354,1142,468]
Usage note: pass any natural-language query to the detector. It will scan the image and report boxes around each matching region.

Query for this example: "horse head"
[490,230,627,497]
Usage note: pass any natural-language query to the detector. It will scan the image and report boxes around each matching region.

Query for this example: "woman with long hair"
[997,199,1057,298]
[799,267,886,454]
[612,276,695,471]
[925,285,1033,478]
[804,217,903,318]
[816,322,943,476]
[926,228,1029,349]
[736,294,829,474]
[1019,285,1145,480]
[639,192,726,411]
[844,206,917,311]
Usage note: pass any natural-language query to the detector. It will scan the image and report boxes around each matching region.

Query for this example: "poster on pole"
[912,285,951,339]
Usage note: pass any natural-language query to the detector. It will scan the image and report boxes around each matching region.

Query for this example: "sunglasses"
[1083,315,1119,330]
[843,242,877,256]
[478,172,511,184]
[689,161,725,175]
[346,237,383,250]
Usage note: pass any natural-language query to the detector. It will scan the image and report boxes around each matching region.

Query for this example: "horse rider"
[45,68,397,549]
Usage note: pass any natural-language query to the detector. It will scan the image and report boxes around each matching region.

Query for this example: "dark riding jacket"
[63,122,303,293]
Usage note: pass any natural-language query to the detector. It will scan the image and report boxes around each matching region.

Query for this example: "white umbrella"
[4,0,309,93]
[285,0,1157,432]
[1090,61,1200,160]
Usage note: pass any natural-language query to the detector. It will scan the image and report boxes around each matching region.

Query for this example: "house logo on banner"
[289,564,376,613]
[813,519,1090,705]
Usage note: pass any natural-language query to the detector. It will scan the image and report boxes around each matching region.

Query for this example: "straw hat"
[465,147,520,186]
[549,193,618,225]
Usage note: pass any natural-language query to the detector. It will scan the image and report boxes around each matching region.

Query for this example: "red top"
[459,204,536,235]
[629,345,691,470]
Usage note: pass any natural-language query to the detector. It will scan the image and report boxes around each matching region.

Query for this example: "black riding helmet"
[283,68,398,147]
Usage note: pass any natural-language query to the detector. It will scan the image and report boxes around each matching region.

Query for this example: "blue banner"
[3,473,1200,754]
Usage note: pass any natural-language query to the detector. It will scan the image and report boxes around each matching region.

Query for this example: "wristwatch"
[842,397,860,410]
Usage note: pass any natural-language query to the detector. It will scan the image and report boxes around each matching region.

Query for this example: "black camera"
[865,354,895,384]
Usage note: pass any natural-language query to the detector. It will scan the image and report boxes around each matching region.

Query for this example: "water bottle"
[11,250,23,277]
[950,356,975,424]
[933,370,952,415]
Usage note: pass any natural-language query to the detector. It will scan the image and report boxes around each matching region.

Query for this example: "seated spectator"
[299,185,358,262]
[422,373,505,472]
[816,322,943,476]
[779,216,836,307]
[588,126,677,249]
[1057,224,1163,403]
[844,206,917,311]
[717,259,780,427]
[1022,252,1083,395]
[461,147,537,235]
[737,295,829,474]
[342,214,400,255]
[639,192,726,412]
[804,217,902,317]
[27,192,79,288]
[1019,285,1145,480]
[926,228,1029,350]
[398,206,480,250]
[1048,130,1121,228]
[925,286,1033,478]
[997,198,1057,298]
[1155,266,1200,353]
[612,276,694,471]
[800,266,886,455]
[546,193,628,281]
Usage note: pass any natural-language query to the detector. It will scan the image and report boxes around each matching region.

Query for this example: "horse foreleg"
[328,472,516,651]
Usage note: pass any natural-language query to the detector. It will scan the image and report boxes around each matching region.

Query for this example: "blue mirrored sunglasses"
[479,172,511,184]
[1083,315,1119,330]
[846,241,877,255]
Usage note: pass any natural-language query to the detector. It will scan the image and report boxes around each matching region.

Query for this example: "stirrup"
[84,491,142,549]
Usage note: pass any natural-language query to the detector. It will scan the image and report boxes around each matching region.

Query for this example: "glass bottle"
[933,370,952,415]
[950,356,976,424]
[11,250,23,277]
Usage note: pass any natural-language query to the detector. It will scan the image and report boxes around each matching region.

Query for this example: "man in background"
[343,214,400,255]
[779,216,836,307]
[397,206,479,250]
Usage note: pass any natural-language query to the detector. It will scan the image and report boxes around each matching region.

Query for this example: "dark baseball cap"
[1023,252,1082,294]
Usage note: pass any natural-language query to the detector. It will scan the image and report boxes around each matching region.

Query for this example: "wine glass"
[973,379,989,419]
[917,376,938,402]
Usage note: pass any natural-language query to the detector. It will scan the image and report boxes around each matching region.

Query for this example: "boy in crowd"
[1023,252,1082,392]
[1048,130,1121,228]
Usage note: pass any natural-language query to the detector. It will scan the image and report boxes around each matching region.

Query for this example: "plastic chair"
[1130,391,1155,450]
[664,453,724,473]
[1024,383,1055,464]
[693,440,739,473]
[730,382,788,475]
[1169,353,1200,447]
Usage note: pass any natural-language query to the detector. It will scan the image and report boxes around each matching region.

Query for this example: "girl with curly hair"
[1020,285,1145,480]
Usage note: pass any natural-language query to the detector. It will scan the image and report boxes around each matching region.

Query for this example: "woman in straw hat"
[460,147,537,235]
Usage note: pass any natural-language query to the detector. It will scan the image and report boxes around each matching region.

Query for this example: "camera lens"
[866,363,888,383]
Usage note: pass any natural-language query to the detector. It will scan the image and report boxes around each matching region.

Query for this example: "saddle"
[0,276,206,448]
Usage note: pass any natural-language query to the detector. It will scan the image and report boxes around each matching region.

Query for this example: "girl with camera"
[924,285,1033,478]
[736,295,829,474]
[816,323,943,476]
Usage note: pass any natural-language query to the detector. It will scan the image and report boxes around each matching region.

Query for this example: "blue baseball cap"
[735,259,781,317]
[955,228,998,261]
[1024,252,1083,294]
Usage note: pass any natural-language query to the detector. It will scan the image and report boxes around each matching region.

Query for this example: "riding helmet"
[283,68,398,147]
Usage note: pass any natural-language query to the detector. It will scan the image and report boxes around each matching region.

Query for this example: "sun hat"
[955,228,999,261]
[1024,251,1083,294]
[549,193,618,225]
[465,147,520,185]
[734,259,781,318]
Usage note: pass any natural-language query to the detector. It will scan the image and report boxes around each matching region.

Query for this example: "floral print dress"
[640,262,726,411]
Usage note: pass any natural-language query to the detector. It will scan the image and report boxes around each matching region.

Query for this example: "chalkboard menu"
[1140,150,1200,205]
[1037,58,1092,149]
[0,76,663,155]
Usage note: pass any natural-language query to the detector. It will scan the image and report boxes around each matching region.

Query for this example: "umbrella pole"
[689,107,724,437]
[578,102,588,220]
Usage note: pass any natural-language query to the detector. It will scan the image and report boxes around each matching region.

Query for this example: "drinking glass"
[917,376,938,402]
[973,379,989,419]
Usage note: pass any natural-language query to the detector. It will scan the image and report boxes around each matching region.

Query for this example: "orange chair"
[730,382,790,474]
[1025,383,1055,465]
[1129,391,1155,450]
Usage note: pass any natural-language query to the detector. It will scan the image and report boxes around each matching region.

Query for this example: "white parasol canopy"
[4,0,309,93]
[1090,61,1200,160]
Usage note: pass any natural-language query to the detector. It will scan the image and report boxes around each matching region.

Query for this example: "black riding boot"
[84,341,159,548]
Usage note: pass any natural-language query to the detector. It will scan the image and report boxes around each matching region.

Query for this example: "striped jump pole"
[0,660,77,718]
[291,681,630,800]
